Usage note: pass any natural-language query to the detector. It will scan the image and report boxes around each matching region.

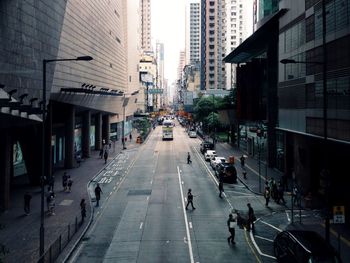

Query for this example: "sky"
[152,0,186,85]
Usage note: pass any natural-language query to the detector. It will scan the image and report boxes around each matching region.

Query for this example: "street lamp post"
[40,56,92,258]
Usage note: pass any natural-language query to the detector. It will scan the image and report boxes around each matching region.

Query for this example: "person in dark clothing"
[264,186,271,207]
[94,184,103,207]
[24,192,32,215]
[227,213,237,244]
[277,181,286,205]
[187,152,192,164]
[185,189,195,210]
[67,176,73,192]
[240,155,245,168]
[99,148,103,159]
[247,203,256,232]
[62,172,68,191]
[129,133,132,140]
[47,175,55,192]
[104,150,108,164]
[80,198,86,222]
[218,180,224,198]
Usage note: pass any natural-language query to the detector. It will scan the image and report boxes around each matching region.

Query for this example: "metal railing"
[38,215,84,263]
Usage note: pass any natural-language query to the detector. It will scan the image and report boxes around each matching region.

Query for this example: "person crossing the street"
[227,213,237,244]
[185,189,196,210]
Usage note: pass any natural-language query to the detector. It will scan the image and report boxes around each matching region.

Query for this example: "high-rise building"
[177,51,186,82]
[200,0,226,90]
[186,0,201,66]
[140,0,152,52]
[224,0,254,89]
[156,42,165,108]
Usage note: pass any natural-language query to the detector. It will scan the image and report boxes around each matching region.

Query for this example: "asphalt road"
[69,124,270,263]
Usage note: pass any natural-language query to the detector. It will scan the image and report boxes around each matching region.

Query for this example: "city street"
[70,124,265,263]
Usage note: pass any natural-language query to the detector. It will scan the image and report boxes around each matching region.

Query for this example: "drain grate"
[127,189,152,196]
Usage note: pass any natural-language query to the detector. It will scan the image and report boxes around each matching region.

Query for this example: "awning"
[223,9,287,64]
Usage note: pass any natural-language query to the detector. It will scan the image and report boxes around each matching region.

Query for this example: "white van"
[204,150,217,161]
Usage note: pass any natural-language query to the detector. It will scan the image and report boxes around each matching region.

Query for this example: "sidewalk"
[216,142,350,262]
[0,130,141,263]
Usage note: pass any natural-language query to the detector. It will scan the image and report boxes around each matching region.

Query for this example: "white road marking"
[140,222,143,229]
[250,230,277,260]
[178,166,195,263]
[254,235,274,242]
[150,180,153,184]
[147,196,149,200]
[109,192,112,196]
[260,220,282,232]
[189,222,193,229]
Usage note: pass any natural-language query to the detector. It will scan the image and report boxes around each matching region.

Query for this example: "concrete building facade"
[224,0,254,89]
[186,0,201,66]
[0,0,139,211]
[200,0,226,90]
[140,0,152,52]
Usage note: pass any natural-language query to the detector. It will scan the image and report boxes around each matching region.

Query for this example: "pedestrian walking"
[80,198,86,222]
[47,192,55,215]
[99,148,103,159]
[129,133,132,140]
[62,172,68,191]
[277,181,286,205]
[271,178,278,201]
[185,189,196,210]
[94,183,103,207]
[247,203,256,232]
[227,213,237,244]
[67,176,73,192]
[264,186,271,207]
[293,185,301,206]
[47,175,55,192]
[24,192,32,215]
[187,152,192,164]
[240,155,245,168]
[104,150,108,164]
[243,170,247,179]
[218,180,224,198]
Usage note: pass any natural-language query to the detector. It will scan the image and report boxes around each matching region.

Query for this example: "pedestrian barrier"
[37,214,83,263]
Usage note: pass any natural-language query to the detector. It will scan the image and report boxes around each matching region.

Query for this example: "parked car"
[204,150,217,161]
[210,156,226,169]
[214,162,237,183]
[200,141,214,154]
[189,131,197,138]
[274,230,342,263]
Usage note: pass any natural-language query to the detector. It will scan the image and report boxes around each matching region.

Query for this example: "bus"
[162,119,174,140]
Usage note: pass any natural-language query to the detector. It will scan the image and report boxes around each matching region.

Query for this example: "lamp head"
[280,59,296,64]
[76,56,93,61]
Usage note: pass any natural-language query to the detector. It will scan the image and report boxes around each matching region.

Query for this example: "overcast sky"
[152,0,186,85]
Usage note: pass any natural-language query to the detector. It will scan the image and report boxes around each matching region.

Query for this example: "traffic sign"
[333,205,345,224]
[148,88,163,94]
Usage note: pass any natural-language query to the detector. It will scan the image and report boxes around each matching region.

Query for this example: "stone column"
[46,103,53,178]
[65,105,75,168]
[0,130,11,211]
[102,114,110,144]
[95,113,102,150]
[82,110,91,158]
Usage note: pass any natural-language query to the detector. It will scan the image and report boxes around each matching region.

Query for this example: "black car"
[274,230,342,263]
[214,162,237,183]
[200,141,214,154]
